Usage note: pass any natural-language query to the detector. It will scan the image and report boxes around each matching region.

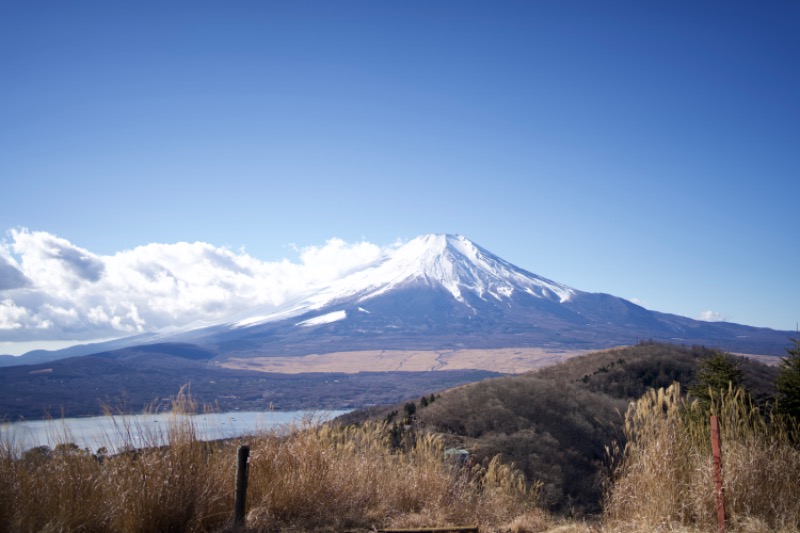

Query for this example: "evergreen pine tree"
[776,337,800,422]
[689,350,744,408]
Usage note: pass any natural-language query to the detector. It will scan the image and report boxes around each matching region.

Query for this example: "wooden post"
[234,444,250,527]
[710,415,726,533]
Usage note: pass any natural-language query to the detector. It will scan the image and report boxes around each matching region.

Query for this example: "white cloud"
[698,310,729,322]
[0,229,386,344]
[297,238,382,285]
[0,299,27,329]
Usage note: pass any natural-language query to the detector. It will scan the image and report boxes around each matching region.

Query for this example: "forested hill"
[342,341,783,516]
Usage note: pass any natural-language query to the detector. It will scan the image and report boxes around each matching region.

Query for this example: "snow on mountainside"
[3,233,793,367]
[194,233,789,358]
[233,234,576,328]
[321,233,575,305]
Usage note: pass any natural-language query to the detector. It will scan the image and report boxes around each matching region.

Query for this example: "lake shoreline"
[0,409,351,452]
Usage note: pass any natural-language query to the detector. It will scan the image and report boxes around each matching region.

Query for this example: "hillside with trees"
[345,341,784,516]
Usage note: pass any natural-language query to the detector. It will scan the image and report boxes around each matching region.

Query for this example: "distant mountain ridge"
[1,234,793,367]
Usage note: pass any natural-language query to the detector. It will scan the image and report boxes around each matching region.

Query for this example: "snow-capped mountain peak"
[243,234,576,326]
[227,233,579,329]
[362,233,575,304]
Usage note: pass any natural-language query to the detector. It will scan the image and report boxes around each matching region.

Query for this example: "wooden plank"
[377,527,478,533]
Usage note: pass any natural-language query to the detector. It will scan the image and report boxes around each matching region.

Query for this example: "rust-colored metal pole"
[710,415,726,533]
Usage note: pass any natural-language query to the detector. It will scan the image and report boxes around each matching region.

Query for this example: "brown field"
[219,347,590,374]
[736,352,784,366]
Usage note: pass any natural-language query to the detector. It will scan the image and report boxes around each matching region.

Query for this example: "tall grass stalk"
[606,383,800,532]
[0,391,544,532]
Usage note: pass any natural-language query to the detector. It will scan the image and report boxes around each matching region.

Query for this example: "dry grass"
[245,425,543,531]
[605,383,800,532]
[0,389,546,532]
[7,378,795,532]
[221,347,586,374]
[0,390,232,533]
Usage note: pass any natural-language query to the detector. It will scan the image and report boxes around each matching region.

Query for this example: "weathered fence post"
[234,444,250,527]
[710,415,726,533]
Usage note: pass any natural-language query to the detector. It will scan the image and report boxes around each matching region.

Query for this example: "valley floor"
[219,347,588,374]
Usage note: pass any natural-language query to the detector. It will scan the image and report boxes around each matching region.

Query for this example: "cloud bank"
[0,229,383,344]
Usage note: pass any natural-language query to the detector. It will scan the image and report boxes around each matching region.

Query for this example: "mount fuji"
[152,233,788,361]
[3,234,792,368]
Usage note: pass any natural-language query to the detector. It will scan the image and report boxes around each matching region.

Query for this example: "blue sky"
[1,1,798,354]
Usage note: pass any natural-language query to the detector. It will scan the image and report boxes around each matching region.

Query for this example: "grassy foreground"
[2,377,800,532]
[0,392,549,533]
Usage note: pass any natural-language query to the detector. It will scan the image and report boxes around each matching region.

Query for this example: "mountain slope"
[187,234,789,359]
[3,234,793,368]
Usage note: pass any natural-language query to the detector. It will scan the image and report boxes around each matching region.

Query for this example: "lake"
[0,410,351,452]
